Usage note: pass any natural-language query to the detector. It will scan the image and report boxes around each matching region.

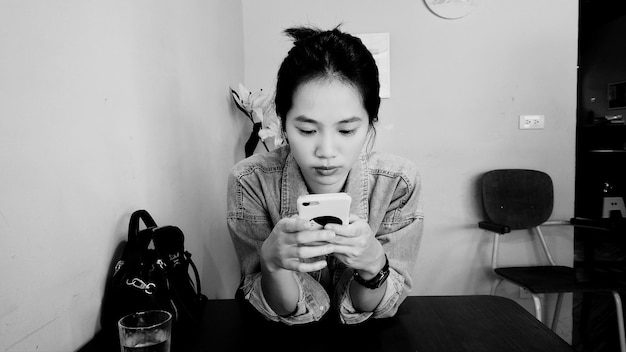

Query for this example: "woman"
[227,26,423,325]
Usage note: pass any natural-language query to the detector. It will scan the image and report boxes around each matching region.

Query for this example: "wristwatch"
[353,255,390,289]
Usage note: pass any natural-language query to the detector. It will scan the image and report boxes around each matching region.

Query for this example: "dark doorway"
[575,1,626,351]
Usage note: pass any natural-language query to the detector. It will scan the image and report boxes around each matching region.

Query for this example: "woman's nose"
[315,134,337,159]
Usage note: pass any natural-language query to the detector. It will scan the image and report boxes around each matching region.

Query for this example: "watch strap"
[353,254,390,289]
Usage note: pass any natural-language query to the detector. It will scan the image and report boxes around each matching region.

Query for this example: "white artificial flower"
[259,108,284,145]
[230,83,284,153]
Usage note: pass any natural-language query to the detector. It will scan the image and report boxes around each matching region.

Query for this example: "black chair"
[478,169,626,352]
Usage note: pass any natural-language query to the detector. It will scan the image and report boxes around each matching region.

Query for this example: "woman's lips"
[314,166,339,176]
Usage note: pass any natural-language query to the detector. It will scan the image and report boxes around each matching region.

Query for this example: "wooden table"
[78,295,574,352]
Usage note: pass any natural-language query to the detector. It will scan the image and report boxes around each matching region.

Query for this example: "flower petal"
[238,83,250,99]
[251,107,264,123]
[250,91,269,111]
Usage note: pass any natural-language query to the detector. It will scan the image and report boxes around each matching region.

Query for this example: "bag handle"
[170,251,206,323]
[186,251,203,296]
[128,210,157,245]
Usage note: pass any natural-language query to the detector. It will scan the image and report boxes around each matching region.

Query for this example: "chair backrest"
[481,169,554,230]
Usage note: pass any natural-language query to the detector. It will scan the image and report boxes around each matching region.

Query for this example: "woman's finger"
[289,243,334,259]
[292,229,335,245]
[283,258,328,273]
[348,214,362,223]
[282,217,322,233]
[328,244,357,257]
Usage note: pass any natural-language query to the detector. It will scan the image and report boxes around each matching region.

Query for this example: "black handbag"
[100,210,207,346]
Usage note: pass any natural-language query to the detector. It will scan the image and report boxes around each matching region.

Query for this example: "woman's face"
[285,79,370,194]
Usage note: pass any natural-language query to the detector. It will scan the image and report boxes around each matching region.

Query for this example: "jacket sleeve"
[227,172,331,325]
[334,167,424,324]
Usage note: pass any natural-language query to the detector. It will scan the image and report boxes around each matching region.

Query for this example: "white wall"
[0,1,243,351]
[242,0,578,341]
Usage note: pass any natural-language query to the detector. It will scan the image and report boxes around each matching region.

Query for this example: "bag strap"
[128,210,157,247]
[168,251,206,323]
[185,251,203,296]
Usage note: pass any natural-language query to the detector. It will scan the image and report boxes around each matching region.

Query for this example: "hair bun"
[283,26,322,44]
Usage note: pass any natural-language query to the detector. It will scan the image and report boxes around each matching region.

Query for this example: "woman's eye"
[339,130,356,136]
[298,129,316,135]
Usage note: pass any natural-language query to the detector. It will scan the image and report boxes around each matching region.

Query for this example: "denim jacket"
[227,145,423,325]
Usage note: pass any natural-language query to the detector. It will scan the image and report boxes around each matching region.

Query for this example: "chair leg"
[551,293,563,331]
[531,293,543,323]
[490,278,502,295]
[612,291,626,352]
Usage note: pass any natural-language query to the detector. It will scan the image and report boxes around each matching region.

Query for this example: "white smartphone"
[297,193,352,226]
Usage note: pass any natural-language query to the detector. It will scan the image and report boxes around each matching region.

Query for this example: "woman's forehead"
[292,79,362,106]
[288,80,366,123]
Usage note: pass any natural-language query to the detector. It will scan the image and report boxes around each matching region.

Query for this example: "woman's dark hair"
[275,26,380,131]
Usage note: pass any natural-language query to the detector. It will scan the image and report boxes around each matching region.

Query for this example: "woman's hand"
[261,216,336,273]
[327,215,388,312]
[326,215,386,279]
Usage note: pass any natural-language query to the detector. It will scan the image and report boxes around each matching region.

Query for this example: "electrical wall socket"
[602,196,626,218]
[519,115,545,129]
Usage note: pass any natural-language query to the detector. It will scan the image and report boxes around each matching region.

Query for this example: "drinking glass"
[118,310,172,352]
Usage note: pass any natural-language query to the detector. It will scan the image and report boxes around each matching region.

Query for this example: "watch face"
[424,0,478,19]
